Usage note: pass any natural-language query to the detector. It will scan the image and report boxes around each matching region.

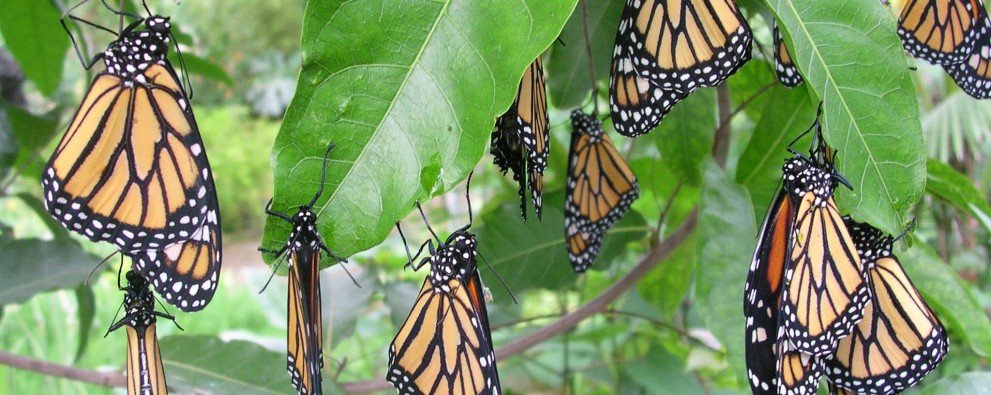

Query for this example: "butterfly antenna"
[465,171,474,228]
[309,143,337,208]
[258,255,286,294]
[416,202,442,244]
[86,250,119,286]
[478,252,517,304]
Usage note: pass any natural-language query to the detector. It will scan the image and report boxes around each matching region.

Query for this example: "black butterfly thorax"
[843,217,894,266]
[427,230,477,292]
[570,111,603,143]
[286,208,322,266]
[122,271,158,328]
[782,157,837,208]
[102,16,172,80]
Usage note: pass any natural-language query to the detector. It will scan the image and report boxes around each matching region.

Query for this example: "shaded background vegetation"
[0,0,990,394]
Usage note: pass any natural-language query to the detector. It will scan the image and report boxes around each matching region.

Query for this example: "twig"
[340,210,699,394]
[581,0,598,116]
[712,85,733,168]
[0,350,126,387]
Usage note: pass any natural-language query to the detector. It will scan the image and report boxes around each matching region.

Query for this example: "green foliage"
[0,1,68,96]
[926,160,991,233]
[769,0,926,236]
[0,239,101,305]
[546,0,623,108]
[262,0,579,262]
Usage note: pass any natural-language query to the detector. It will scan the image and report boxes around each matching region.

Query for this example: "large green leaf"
[696,160,755,390]
[262,0,579,263]
[546,0,623,108]
[769,0,926,236]
[0,239,100,305]
[901,243,991,357]
[160,335,343,394]
[0,1,67,96]
[648,90,715,186]
[926,159,991,233]
[920,372,991,394]
[473,188,648,300]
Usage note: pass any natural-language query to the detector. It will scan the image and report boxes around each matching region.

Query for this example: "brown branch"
[340,210,698,394]
[0,350,126,387]
[711,85,733,168]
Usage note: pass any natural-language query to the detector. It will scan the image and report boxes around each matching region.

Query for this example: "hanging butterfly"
[824,217,948,395]
[609,0,752,137]
[106,270,182,395]
[261,144,347,395]
[773,21,804,88]
[565,111,639,272]
[779,106,870,357]
[945,43,991,99]
[491,57,550,221]
[388,176,501,395]
[892,0,991,65]
[46,8,223,312]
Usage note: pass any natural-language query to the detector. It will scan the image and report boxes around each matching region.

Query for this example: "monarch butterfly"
[945,43,991,99]
[608,0,752,136]
[106,270,181,395]
[565,111,639,272]
[892,0,991,65]
[779,110,869,357]
[492,58,549,221]
[744,160,822,395]
[773,21,803,88]
[45,10,218,254]
[45,9,223,311]
[262,144,347,395]
[388,179,501,395]
[825,217,948,395]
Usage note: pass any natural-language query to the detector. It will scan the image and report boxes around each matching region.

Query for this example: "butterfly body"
[108,271,174,395]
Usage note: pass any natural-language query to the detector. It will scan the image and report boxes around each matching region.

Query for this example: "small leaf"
[623,347,705,394]
[473,189,648,300]
[920,372,991,394]
[262,0,579,264]
[925,159,991,233]
[648,90,715,185]
[901,243,991,357]
[727,59,777,122]
[771,0,927,236]
[160,335,344,394]
[0,2,68,96]
[0,239,100,305]
[16,192,72,242]
[169,52,234,86]
[545,0,623,108]
[695,160,755,390]
[8,105,59,169]
[73,285,95,363]
[638,234,696,319]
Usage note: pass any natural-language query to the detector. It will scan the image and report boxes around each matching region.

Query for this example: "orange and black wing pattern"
[565,111,639,272]
[387,230,501,395]
[779,133,869,357]
[286,229,324,395]
[894,0,991,65]
[945,43,991,98]
[608,42,685,137]
[107,271,174,395]
[775,332,824,395]
[492,58,550,220]
[825,218,948,395]
[44,16,218,254]
[773,21,803,88]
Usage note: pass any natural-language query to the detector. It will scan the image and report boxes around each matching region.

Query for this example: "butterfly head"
[842,216,893,266]
[571,110,603,142]
[122,271,157,327]
[782,157,836,206]
[428,230,477,292]
[289,206,321,249]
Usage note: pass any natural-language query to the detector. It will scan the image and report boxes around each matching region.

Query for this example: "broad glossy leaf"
[262,0,579,264]
[920,372,991,394]
[0,2,67,96]
[926,159,991,233]
[901,243,991,357]
[727,58,777,123]
[546,0,623,108]
[73,285,95,363]
[696,160,755,389]
[648,90,715,186]
[168,52,234,86]
[160,335,340,394]
[638,234,695,319]
[473,189,648,301]
[735,87,815,220]
[624,347,705,394]
[769,0,926,236]
[0,239,99,305]
[8,105,59,169]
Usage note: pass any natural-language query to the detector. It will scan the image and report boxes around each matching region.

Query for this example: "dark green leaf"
[545,0,623,108]
[648,90,715,185]
[73,285,95,363]
[8,105,59,169]
[638,234,695,319]
[735,87,815,220]
[160,335,342,394]
[169,52,234,86]
[0,239,99,305]
[16,192,72,242]
[901,243,991,357]
[925,159,991,233]
[383,280,423,329]
[623,347,705,394]
[0,2,69,96]
[695,160,755,390]
[771,0,926,236]
[0,104,15,169]
[920,372,991,394]
[727,58,777,122]
[474,189,648,300]
[262,0,579,264]
[322,264,377,344]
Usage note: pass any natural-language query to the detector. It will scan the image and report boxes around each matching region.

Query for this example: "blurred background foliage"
[0,0,989,394]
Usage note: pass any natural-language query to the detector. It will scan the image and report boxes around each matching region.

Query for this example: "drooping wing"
[896,0,991,64]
